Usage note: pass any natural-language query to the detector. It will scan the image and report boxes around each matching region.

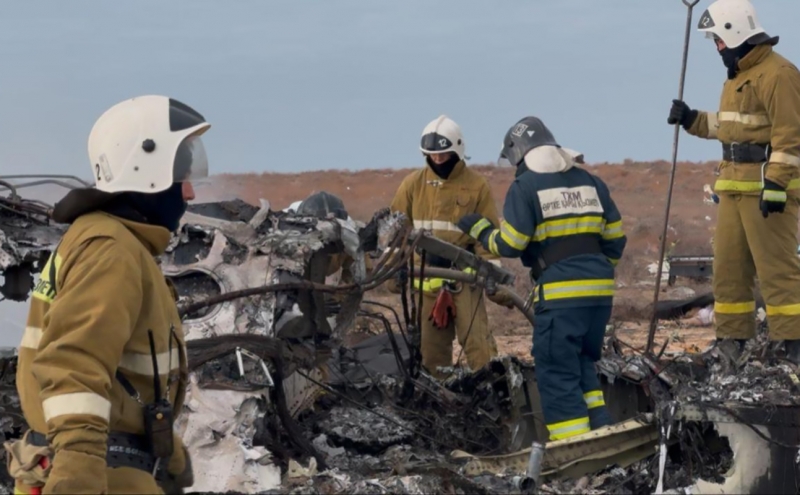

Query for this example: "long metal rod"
[646,0,700,355]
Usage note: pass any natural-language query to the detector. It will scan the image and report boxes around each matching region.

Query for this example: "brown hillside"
[210,160,721,350]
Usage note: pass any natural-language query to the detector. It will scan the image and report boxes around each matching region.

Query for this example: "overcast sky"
[1,1,799,345]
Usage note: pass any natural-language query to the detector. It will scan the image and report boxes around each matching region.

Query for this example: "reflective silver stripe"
[42,392,111,422]
[770,152,800,167]
[533,217,604,241]
[717,111,770,126]
[118,348,181,376]
[542,280,616,298]
[488,259,502,267]
[584,392,605,409]
[706,112,720,139]
[413,220,461,232]
[548,418,591,438]
[20,326,42,349]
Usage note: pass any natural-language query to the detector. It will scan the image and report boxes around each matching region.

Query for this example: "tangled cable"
[178,219,419,318]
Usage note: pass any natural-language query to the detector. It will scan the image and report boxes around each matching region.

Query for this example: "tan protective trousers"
[713,194,800,340]
[15,467,163,494]
[419,284,498,379]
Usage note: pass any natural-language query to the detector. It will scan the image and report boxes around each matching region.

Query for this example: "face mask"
[125,182,187,232]
[719,42,756,79]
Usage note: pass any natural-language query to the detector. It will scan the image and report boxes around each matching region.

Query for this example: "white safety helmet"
[87,95,211,194]
[419,115,465,161]
[697,0,774,49]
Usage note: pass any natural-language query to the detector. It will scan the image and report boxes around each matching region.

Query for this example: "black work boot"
[784,340,800,365]
[713,338,747,370]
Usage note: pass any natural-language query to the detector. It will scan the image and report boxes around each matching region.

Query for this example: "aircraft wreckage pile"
[1,184,800,494]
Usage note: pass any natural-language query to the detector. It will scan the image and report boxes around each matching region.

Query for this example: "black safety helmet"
[498,116,560,168]
[297,191,348,220]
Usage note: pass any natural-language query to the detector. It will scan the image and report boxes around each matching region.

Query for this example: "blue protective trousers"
[532,305,613,440]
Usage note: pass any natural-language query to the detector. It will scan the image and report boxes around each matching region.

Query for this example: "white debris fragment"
[647,261,671,282]
[288,457,319,478]
[175,376,280,494]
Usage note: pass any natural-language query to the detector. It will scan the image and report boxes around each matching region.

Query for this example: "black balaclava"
[101,182,187,232]
[720,42,756,79]
[425,152,461,180]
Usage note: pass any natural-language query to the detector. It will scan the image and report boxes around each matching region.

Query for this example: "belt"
[530,234,603,281]
[722,142,771,163]
[28,430,158,474]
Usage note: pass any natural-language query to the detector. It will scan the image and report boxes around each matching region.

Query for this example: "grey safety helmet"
[498,116,560,168]
[297,191,348,220]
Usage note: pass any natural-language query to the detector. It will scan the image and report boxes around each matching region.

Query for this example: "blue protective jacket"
[476,149,627,310]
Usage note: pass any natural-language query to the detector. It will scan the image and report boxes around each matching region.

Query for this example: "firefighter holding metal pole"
[458,116,627,441]
[667,0,800,364]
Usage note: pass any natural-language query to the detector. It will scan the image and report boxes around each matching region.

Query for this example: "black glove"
[667,99,698,129]
[760,179,787,218]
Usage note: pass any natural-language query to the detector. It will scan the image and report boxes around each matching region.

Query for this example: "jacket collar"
[738,44,772,72]
[99,212,172,256]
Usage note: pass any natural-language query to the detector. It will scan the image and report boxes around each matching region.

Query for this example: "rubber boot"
[714,338,747,370]
[785,340,800,365]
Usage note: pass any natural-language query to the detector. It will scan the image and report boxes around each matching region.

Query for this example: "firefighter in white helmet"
[668,0,800,364]
[388,115,512,379]
[10,95,209,494]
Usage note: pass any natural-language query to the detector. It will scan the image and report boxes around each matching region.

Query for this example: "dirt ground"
[207,159,722,358]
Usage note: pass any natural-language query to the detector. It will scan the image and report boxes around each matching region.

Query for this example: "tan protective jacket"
[17,211,189,491]
[390,161,501,290]
[687,44,800,195]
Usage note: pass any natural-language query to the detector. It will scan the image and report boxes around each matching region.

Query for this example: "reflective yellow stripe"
[20,326,42,350]
[706,112,719,139]
[608,258,620,266]
[412,219,461,232]
[717,111,770,126]
[763,189,787,202]
[766,303,800,316]
[42,392,111,422]
[32,251,63,303]
[547,416,591,440]
[532,215,604,242]
[714,178,800,192]
[470,218,492,239]
[584,390,605,409]
[541,279,615,301]
[500,220,530,250]
[602,220,623,240]
[771,152,800,168]
[488,230,500,256]
[714,300,755,314]
[414,277,445,293]
[118,348,181,376]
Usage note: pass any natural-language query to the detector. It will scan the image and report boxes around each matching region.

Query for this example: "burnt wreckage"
[0,176,800,493]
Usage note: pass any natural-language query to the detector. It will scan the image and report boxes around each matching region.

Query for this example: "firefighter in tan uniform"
[6,95,211,494]
[389,115,513,378]
[668,0,800,362]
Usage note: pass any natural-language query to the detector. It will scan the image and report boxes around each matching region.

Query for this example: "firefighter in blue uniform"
[457,116,627,440]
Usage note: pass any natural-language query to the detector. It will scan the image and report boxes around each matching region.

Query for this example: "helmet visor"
[420,133,453,154]
[173,134,209,182]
